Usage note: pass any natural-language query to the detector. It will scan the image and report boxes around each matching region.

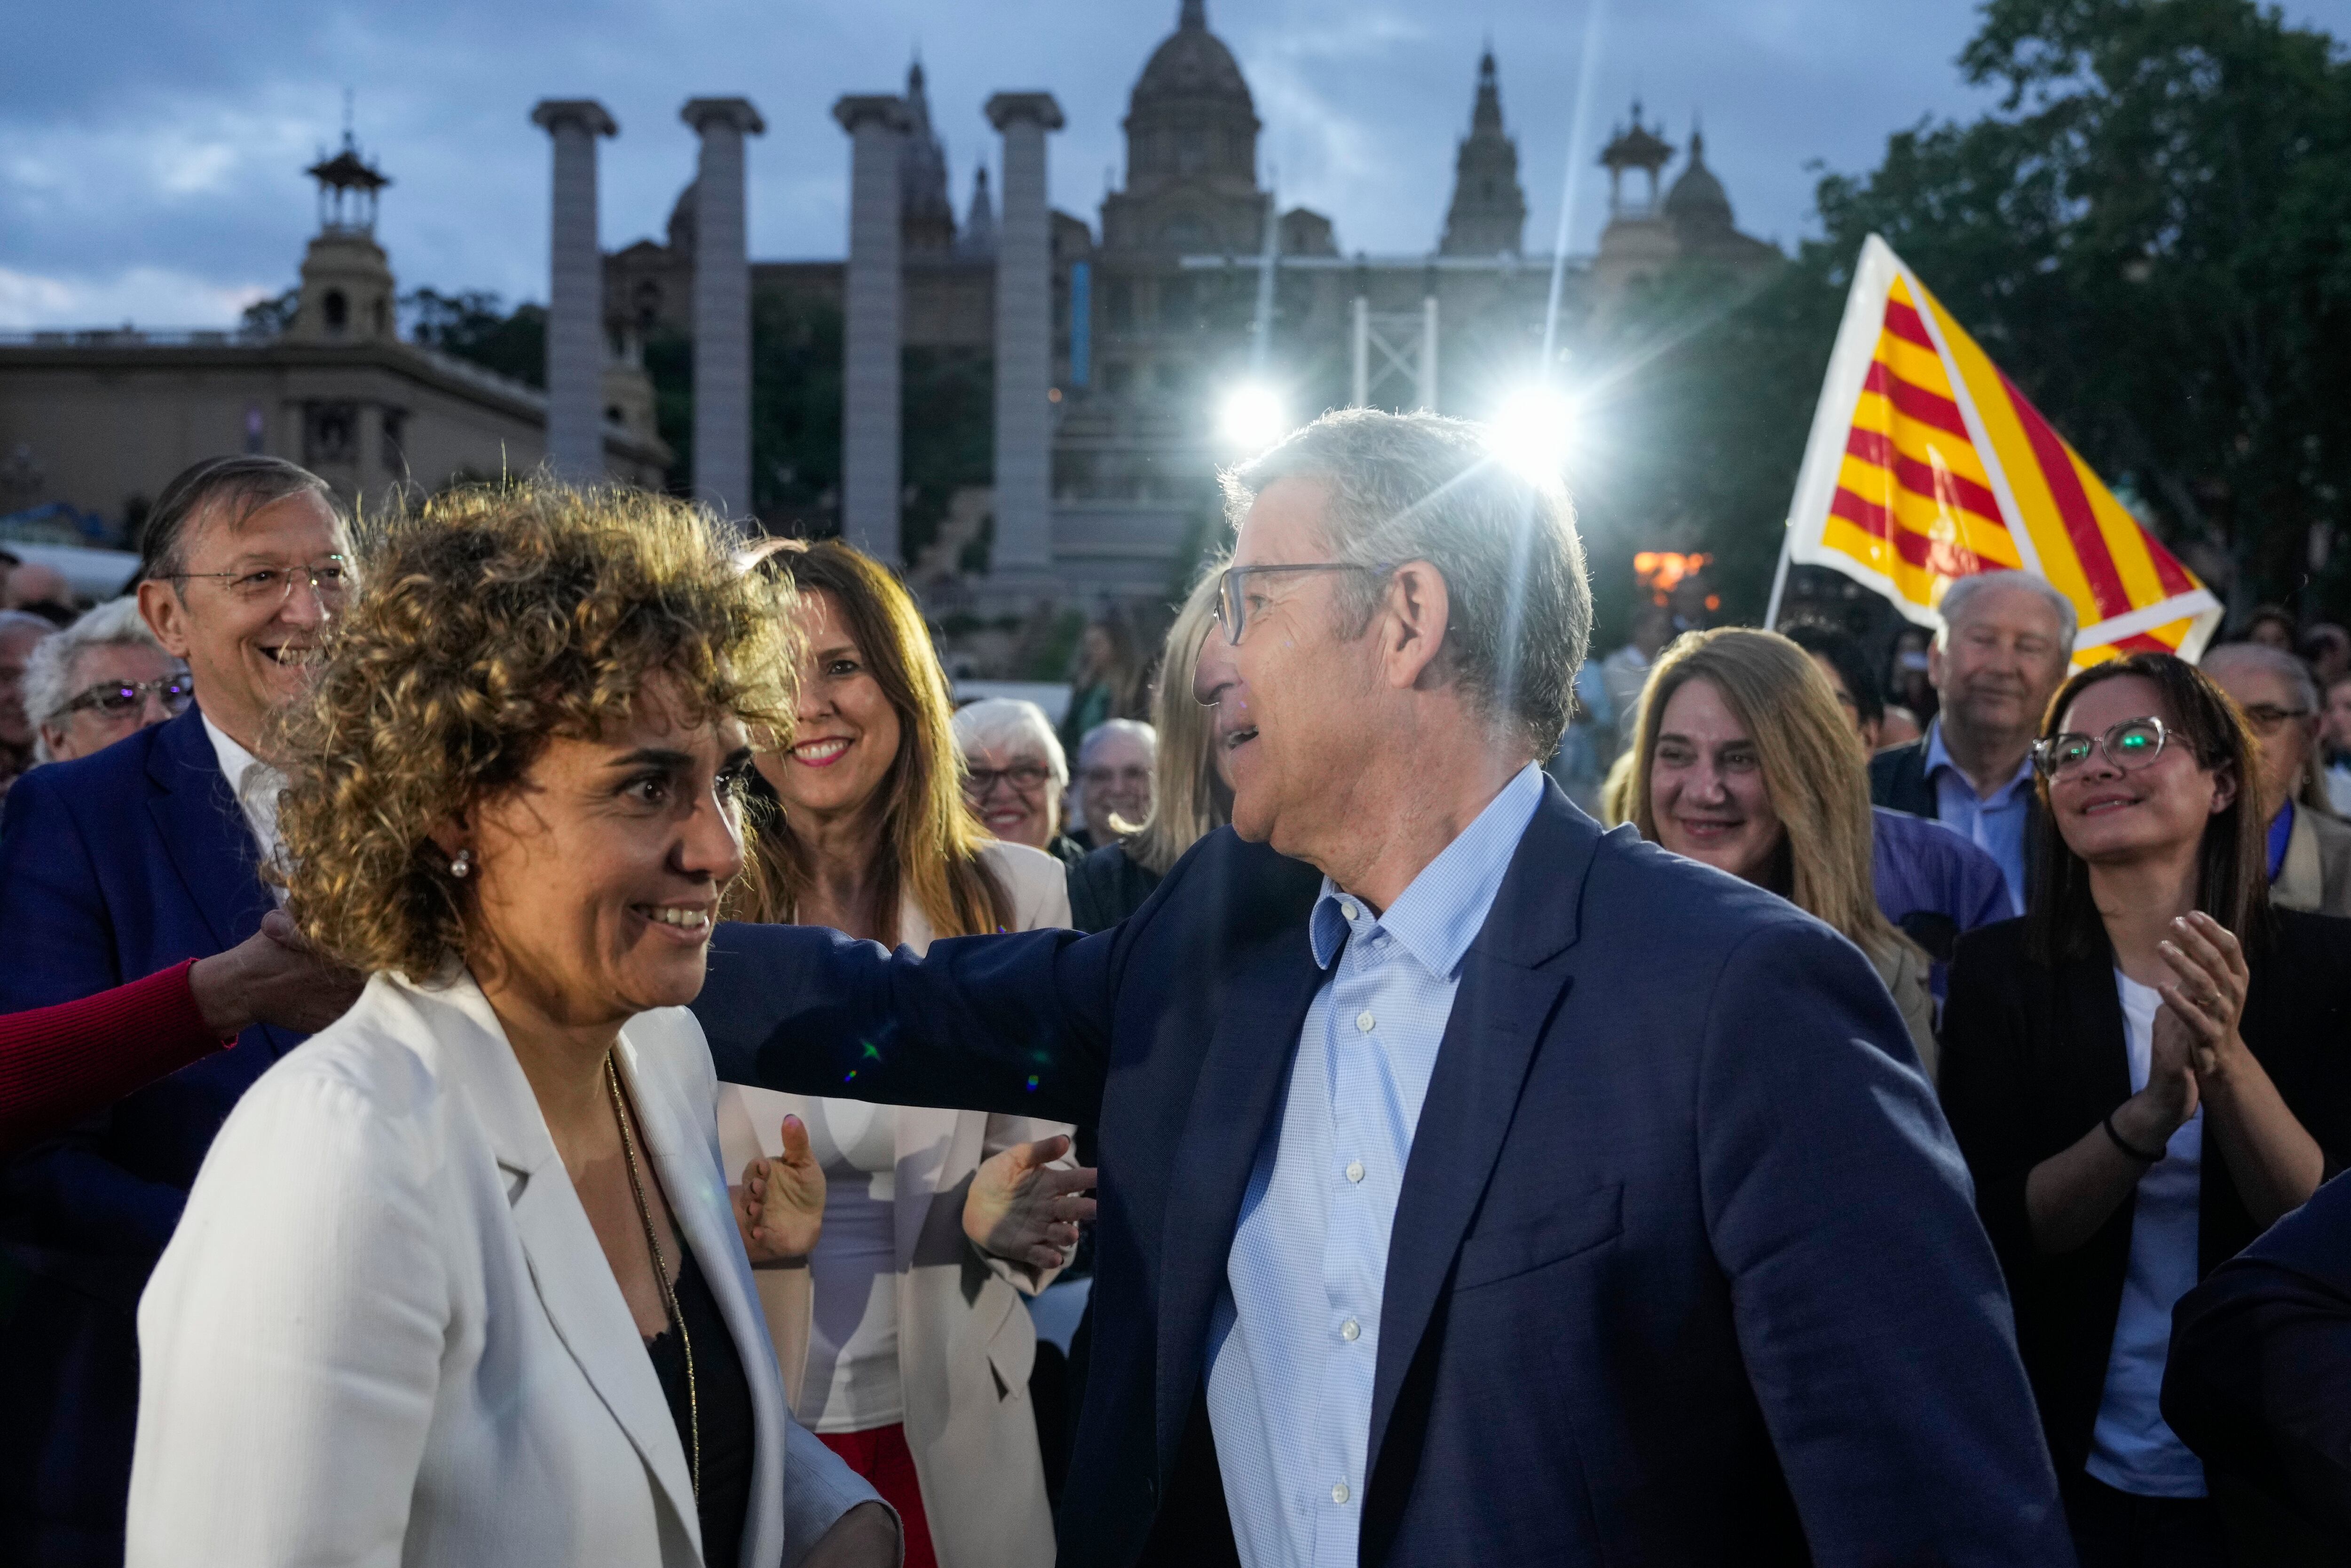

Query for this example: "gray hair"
[24,597,170,762]
[140,454,339,583]
[1078,717,1157,771]
[1220,408,1592,757]
[951,697,1069,789]
[1933,570,2078,650]
[2203,641,2321,715]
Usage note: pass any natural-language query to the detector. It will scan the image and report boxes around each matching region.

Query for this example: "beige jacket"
[2273,803,2351,918]
[716,840,1073,1568]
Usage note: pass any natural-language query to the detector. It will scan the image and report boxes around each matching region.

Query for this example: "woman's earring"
[450,848,473,880]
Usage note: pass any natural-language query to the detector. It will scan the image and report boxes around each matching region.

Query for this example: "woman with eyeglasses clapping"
[1939,652,2351,1564]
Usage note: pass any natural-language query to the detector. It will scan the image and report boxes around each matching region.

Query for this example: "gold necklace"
[606,1052,699,1501]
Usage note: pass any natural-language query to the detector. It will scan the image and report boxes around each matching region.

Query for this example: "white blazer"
[717,839,1073,1568]
[126,969,881,1568]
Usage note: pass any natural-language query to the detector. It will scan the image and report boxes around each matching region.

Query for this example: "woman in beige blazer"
[724,541,1093,1568]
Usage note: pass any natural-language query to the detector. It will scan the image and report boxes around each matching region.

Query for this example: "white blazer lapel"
[618,1022,789,1568]
[418,978,703,1555]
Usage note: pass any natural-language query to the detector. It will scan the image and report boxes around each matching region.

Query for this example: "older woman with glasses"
[1939,652,2351,1563]
[951,697,1081,865]
[23,596,193,764]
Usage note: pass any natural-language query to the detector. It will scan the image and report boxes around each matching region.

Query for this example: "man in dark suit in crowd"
[1869,570,2075,918]
[0,456,355,1566]
[2166,1170,2351,1539]
[695,410,2069,1566]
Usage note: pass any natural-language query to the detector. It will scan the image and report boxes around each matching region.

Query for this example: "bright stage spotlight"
[1487,383,1577,484]
[1217,382,1288,454]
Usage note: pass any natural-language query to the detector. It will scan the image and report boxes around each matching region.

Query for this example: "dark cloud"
[5,0,2347,326]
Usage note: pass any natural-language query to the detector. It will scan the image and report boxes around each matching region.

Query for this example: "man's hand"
[794,1500,899,1568]
[962,1135,1096,1270]
[187,910,365,1038]
[736,1114,825,1263]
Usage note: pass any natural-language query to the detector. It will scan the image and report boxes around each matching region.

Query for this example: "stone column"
[985,93,1065,579]
[835,95,908,564]
[680,97,765,516]
[530,99,618,483]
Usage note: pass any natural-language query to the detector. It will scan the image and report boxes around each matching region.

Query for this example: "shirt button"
[1357,1010,1375,1033]
[1345,1159,1365,1183]
[1332,1482,1351,1505]
[1340,900,1359,922]
[1341,1318,1361,1341]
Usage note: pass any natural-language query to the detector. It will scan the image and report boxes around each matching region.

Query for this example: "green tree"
[403,289,548,388]
[1797,0,2351,615]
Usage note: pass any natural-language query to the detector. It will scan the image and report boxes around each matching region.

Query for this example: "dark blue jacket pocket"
[1453,1182,1623,1291]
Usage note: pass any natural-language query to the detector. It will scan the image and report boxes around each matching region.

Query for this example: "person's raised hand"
[187,910,366,1038]
[2158,911,2252,1082]
[962,1134,1096,1271]
[736,1114,825,1263]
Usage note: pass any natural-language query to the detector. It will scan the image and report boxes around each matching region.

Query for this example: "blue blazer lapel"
[1154,926,1324,1471]
[144,709,285,1044]
[1364,788,1597,1487]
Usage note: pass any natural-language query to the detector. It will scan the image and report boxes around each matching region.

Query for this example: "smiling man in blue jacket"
[695,410,2071,1567]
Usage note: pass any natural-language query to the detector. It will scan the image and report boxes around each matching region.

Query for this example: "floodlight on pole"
[1218,382,1288,455]
[1488,383,1576,483]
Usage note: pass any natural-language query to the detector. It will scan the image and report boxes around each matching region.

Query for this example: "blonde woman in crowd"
[720,538,1091,1568]
[1625,627,1939,1072]
[1066,561,1237,932]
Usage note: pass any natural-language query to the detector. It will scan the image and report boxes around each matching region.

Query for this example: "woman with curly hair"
[124,483,899,1568]
[722,538,1087,1568]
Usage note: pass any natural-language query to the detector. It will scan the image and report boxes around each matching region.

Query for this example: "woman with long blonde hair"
[1066,561,1237,930]
[717,539,1090,1568]
[1626,627,1937,1070]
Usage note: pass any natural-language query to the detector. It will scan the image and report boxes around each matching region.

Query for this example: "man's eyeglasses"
[963,762,1053,796]
[2033,716,2170,778]
[166,556,351,610]
[63,674,195,720]
[1213,561,1389,646]
[2237,702,2313,734]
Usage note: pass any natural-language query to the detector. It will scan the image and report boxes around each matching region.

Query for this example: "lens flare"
[1487,384,1576,483]
[1217,383,1288,454]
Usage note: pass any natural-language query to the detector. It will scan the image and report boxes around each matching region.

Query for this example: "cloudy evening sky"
[6,0,2349,330]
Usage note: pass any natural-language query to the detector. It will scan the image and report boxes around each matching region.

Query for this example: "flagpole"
[1762,524,1794,630]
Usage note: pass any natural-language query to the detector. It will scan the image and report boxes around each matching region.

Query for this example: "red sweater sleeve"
[0,960,230,1155]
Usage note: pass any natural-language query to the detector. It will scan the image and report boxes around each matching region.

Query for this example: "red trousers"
[816,1424,937,1568]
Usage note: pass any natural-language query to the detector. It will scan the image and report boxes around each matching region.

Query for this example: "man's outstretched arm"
[692,921,1117,1129]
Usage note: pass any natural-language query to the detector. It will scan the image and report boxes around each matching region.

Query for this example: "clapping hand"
[962,1134,1097,1270]
[734,1115,825,1263]
[2156,911,2252,1083]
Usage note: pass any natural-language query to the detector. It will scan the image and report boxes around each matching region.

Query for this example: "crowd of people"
[3,416,2351,1568]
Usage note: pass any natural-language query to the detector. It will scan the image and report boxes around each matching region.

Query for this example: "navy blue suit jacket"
[0,705,302,1557]
[694,786,2071,1567]
[2165,1169,2351,1535]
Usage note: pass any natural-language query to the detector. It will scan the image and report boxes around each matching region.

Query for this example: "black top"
[1066,842,1164,935]
[645,1238,755,1568]
[1939,910,2351,1478]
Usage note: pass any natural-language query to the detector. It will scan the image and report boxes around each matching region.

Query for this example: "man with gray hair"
[694,409,2065,1565]
[1870,569,2077,914]
[1071,717,1156,851]
[2204,640,2351,915]
[23,597,192,766]
[0,608,56,800]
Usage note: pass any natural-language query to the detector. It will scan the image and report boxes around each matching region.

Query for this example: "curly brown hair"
[274,480,797,977]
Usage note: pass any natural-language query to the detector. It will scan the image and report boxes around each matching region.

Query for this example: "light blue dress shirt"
[1203,763,1546,1568]
[1923,718,2037,917]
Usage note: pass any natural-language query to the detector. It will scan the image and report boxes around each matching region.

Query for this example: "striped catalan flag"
[1782,235,2220,667]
